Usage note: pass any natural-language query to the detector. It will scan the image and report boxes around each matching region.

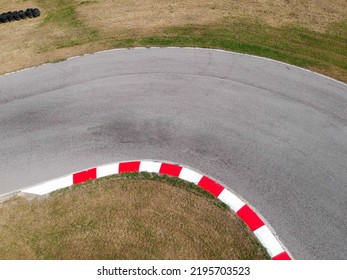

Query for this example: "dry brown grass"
[0,1,43,73]
[77,0,347,33]
[0,174,269,260]
[0,1,101,74]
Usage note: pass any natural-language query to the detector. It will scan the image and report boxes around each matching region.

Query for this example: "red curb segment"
[119,161,141,173]
[197,176,224,197]
[236,204,265,231]
[73,168,96,185]
[272,251,292,260]
[159,163,183,177]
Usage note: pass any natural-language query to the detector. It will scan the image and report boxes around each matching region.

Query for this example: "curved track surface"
[0,48,346,259]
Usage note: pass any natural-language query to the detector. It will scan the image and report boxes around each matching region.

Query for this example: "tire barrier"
[32,8,40,17]
[25,9,33,18]
[12,12,20,21]
[0,8,40,24]
[19,10,26,19]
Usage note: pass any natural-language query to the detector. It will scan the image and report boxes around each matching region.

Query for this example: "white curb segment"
[22,175,73,196]
[178,167,203,184]
[96,163,119,178]
[217,188,246,213]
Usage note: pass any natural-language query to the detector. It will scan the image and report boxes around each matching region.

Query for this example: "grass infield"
[0,172,270,260]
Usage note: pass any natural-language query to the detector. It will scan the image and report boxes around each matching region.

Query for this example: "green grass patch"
[78,0,98,5]
[110,20,346,77]
[49,58,67,63]
[38,29,100,52]
[37,0,83,28]
[43,6,83,27]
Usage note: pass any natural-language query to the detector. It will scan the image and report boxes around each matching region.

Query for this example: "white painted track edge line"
[2,47,346,87]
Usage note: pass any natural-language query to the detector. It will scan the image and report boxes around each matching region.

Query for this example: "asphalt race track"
[0,48,346,259]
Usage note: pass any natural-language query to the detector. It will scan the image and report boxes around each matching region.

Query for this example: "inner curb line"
[18,159,292,260]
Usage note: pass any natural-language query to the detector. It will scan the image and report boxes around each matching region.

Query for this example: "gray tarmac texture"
[0,48,346,259]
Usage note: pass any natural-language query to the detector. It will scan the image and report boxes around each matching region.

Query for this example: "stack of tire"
[0,8,40,24]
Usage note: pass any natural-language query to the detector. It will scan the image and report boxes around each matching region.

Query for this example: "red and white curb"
[20,160,292,260]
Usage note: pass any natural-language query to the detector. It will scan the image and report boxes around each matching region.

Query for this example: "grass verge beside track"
[0,172,270,260]
[0,0,346,82]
